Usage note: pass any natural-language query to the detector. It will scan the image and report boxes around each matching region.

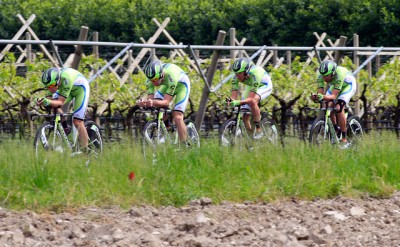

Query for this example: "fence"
[1,15,400,141]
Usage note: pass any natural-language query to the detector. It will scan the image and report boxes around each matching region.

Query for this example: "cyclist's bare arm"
[230,90,239,100]
[153,94,173,108]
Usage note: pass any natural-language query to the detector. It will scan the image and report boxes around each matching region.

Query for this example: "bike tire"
[185,121,200,148]
[260,117,278,145]
[346,116,363,141]
[34,122,64,156]
[85,121,104,155]
[142,120,168,146]
[309,117,332,145]
[220,119,242,147]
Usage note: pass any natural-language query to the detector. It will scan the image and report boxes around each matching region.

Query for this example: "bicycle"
[141,107,200,163]
[308,100,363,147]
[32,107,103,162]
[219,101,278,149]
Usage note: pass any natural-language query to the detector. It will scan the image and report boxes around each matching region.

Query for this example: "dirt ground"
[1,192,400,246]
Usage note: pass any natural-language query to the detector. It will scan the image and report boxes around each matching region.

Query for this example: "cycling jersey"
[231,65,273,110]
[146,63,190,113]
[317,66,356,104]
[50,68,90,120]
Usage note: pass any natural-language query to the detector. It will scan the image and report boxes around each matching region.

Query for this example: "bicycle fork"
[237,113,253,149]
[325,109,340,144]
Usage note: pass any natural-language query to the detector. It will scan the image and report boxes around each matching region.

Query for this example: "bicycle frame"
[229,106,253,149]
[323,107,340,144]
[142,107,178,146]
[310,100,353,145]
[156,108,178,145]
[37,112,77,152]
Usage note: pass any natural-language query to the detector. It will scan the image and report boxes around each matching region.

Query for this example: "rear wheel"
[185,121,200,148]
[260,117,278,145]
[346,116,363,142]
[85,121,103,157]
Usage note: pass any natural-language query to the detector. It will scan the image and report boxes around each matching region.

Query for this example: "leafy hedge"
[0,0,399,47]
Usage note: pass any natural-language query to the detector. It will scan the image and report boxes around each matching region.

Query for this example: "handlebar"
[30,111,73,121]
[305,100,346,114]
[138,107,171,114]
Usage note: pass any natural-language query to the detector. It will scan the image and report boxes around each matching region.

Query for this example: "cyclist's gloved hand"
[39,98,51,107]
[231,100,241,106]
[317,93,324,102]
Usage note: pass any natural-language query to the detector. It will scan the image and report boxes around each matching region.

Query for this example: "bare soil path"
[1,192,400,246]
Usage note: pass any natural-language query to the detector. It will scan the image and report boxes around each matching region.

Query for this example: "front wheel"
[142,120,167,146]
[309,117,332,145]
[220,119,242,147]
[34,122,64,157]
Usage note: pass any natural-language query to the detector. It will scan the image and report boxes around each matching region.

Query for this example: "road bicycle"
[33,107,103,162]
[308,100,363,147]
[141,107,200,163]
[219,102,278,150]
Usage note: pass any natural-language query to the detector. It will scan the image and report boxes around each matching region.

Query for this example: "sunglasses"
[47,84,57,89]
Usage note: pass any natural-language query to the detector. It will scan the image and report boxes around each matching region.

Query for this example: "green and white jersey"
[317,66,353,91]
[51,68,90,120]
[317,66,357,105]
[231,65,272,93]
[146,63,189,96]
[146,63,191,113]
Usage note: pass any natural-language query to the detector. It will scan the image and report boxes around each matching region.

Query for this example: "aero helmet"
[144,60,164,80]
[41,68,61,87]
[318,60,337,76]
[232,58,252,74]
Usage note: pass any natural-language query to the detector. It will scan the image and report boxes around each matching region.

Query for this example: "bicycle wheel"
[347,116,363,141]
[186,121,200,148]
[143,120,168,145]
[85,121,103,155]
[260,117,278,145]
[220,119,243,147]
[309,117,332,145]
[34,122,64,156]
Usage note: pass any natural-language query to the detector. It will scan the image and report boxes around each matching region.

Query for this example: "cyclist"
[227,58,273,139]
[138,60,191,145]
[36,67,91,152]
[310,60,357,147]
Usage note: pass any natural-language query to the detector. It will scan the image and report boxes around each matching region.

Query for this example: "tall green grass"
[1,131,399,211]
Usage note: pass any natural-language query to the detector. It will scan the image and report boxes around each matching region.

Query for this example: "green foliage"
[1,0,399,46]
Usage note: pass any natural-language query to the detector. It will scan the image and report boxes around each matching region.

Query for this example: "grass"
[0,131,399,212]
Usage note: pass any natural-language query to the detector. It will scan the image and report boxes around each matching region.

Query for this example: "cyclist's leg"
[172,79,190,145]
[71,79,90,150]
[173,111,187,143]
[241,87,256,133]
[252,78,272,137]
[336,78,357,143]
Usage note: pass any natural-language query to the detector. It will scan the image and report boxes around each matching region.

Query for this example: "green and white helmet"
[318,60,337,76]
[232,58,252,74]
[41,67,61,87]
[144,60,164,80]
